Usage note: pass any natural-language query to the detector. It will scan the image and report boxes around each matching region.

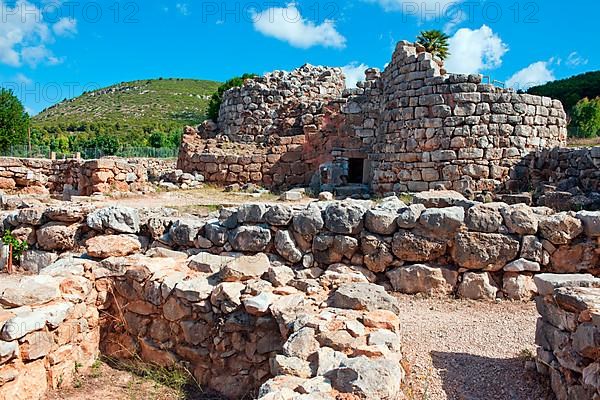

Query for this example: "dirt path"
[396,295,553,400]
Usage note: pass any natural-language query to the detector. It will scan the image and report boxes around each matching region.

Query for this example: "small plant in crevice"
[1,230,28,261]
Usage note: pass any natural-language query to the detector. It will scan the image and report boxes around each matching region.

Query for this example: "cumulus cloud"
[341,62,369,88]
[444,25,508,74]
[252,4,346,49]
[566,51,588,67]
[506,61,555,90]
[53,17,77,37]
[0,0,74,67]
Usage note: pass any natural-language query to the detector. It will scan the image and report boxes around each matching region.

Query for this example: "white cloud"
[506,61,555,90]
[341,62,369,88]
[444,25,508,74]
[566,51,588,67]
[176,3,190,16]
[252,4,346,49]
[14,73,33,85]
[365,0,461,16]
[53,17,77,37]
[0,0,74,67]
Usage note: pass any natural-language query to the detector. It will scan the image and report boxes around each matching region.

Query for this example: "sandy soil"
[396,295,553,400]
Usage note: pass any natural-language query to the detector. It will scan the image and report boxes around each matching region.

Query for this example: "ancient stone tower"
[178,41,568,194]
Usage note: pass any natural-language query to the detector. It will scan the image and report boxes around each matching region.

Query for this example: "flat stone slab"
[0,275,61,308]
[534,273,600,296]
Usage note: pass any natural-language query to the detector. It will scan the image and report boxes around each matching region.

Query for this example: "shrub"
[207,73,258,122]
[571,97,600,138]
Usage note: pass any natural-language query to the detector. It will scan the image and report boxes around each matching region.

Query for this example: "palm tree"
[416,30,450,60]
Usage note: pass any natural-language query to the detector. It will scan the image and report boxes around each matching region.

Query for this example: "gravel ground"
[395,295,554,400]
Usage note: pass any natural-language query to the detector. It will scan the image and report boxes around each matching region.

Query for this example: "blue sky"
[0,0,597,114]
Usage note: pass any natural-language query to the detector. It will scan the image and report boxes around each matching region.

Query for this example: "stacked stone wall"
[369,41,568,194]
[0,157,177,196]
[0,266,100,399]
[535,279,600,399]
[3,193,599,304]
[179,40,570,195]
[506,146,600,195]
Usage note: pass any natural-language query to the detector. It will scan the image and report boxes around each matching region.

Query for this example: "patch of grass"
[90,359,103,378]
[519,348,535,361]
[399,193,414,205]
[102,355,198,398]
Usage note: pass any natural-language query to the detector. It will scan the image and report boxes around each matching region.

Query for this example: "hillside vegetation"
[528,71,600,112]
[31,78,220,154]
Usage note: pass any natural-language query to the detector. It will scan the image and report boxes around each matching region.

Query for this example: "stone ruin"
[0,193,598,399]
[179,40,572,196]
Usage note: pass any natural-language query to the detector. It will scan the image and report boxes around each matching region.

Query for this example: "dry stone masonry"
[534,275,600,399]
[179,40,570,195]
[0,157,179,197]
[0,192,599,398]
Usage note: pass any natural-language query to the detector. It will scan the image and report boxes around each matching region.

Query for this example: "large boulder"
[458,272,498,300]
[331,283,400,314]
[418,206,464,237]
[87,206,140,233]
[313,234,358,265]
[465,203,505,233]
[538,213,584,245]
[264,205,294,226]
[386,265,457,295]
[292,205,324,236]
[221,253,271,282]
[361,234,394,273]
[396,204,426,229]
[169,218,204,247]
[21,250,58,274]
[274,230,303,263]
[501,204,539,235]
[36,222,78,251]
[503,273,536,301]
[327,356,403,399]
[533,273,600,296]
[451,232,519,271]
[204,222,228,246]
[86,235,142,258]
[0,275,60,307]
[237,204,267,224]
[324,202,367,235]
[228,225,272,252]
[392,230,446,262]
[412,190,466,208]
[44,205,90,223]
[576,211,600,237]
[364,198,405,235]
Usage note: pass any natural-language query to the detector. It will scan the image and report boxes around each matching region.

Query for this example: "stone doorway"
[348,158,365,184]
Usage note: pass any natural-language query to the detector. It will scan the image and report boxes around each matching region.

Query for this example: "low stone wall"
[98,253,404,399]
[0,157,177,196]
[0,262,100,399]
[534,275,600,399]
[506,146,600,196]
[4,191,599,303]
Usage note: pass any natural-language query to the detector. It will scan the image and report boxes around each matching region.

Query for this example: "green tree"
[0,88,29,152]
[207,73,258,121]
[149,131,168,148]
[416,30,450,60]
[571,97,600,138]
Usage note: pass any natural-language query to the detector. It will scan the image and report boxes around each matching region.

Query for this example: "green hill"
[30,78,220,154]
[528,71,600,112]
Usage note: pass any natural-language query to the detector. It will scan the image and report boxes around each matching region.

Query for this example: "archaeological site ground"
[0,41,599,400]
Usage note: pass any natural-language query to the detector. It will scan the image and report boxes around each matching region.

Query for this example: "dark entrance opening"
[347,158,365,184]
